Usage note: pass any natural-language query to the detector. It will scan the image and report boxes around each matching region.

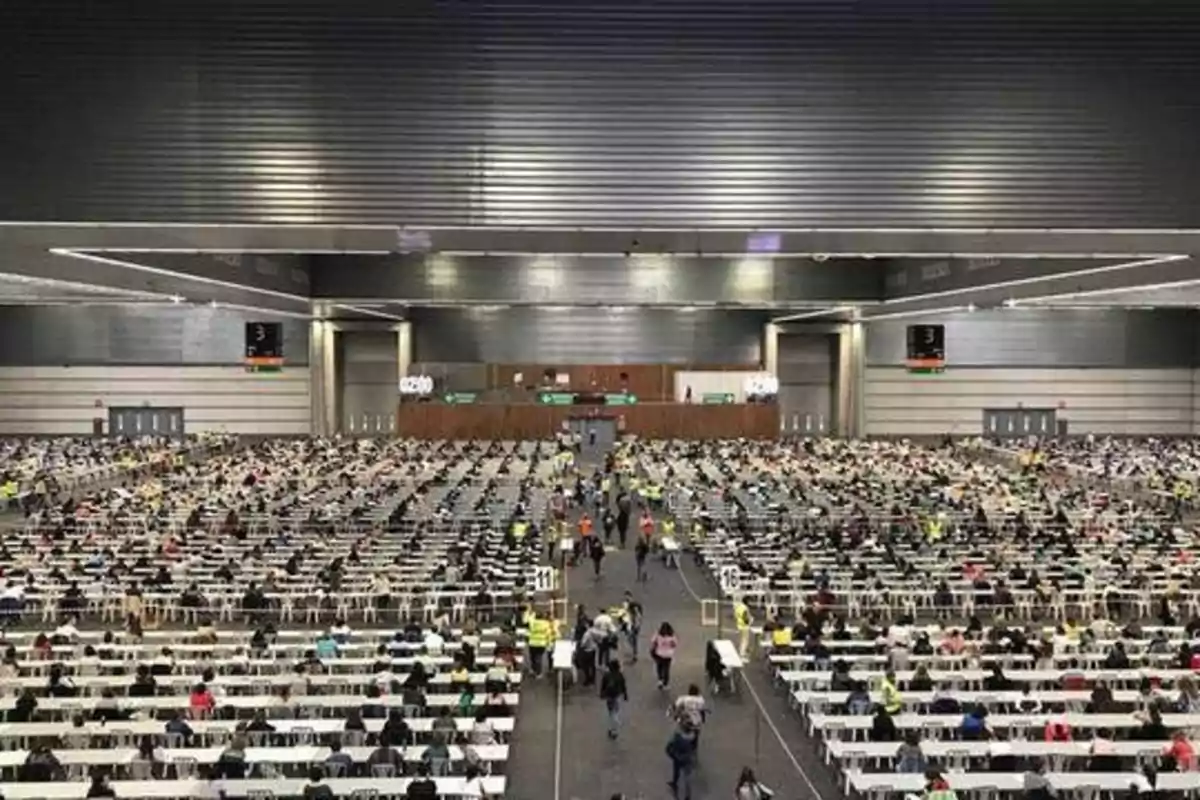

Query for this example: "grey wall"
[863,309,1199,436]
[337,330,398,435]
[411,308,764,364]
[777,334,837,435]
[0,306,310,366]
[4,1,1200,227]
[865,310,1197,368]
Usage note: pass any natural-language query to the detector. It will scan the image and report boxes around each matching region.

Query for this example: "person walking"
[665,721,699,800]
[634,537,650,583]
[671,684,708,750]
[602,508,616,544]
[600,660,628,740]
[616,492,631,548]
[623,590,643,662]
[650,622,678,690]
[589,535,605,579]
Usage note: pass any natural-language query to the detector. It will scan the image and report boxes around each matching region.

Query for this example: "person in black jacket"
[869,705,898,742]
[600,660,628,740]
[9,689,37,723]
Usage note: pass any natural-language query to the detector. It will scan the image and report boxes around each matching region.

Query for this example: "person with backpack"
[665,721,699,800]
[599,660,628,740]
[671,684,708,749]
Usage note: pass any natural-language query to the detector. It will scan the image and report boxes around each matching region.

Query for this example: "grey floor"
[503,534,845,800]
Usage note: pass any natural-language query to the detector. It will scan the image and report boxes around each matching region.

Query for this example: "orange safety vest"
[579,517,594,537]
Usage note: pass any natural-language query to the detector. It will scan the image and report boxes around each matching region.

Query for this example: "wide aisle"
[555,543,825,800]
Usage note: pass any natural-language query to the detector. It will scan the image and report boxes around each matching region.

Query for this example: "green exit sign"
[702,393,736,404]
[605,393,637,405]
[443,392,479,404]
[538,392,575,405]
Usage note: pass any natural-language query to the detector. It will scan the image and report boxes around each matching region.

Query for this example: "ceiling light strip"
[880,255,1189,305]
[331,304,405,321]
[49,249,312,304]
[860,305,975,322]
[771,306,857,323]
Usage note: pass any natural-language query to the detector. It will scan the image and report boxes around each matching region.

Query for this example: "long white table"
[827,738,1170,766]
[0,716,516,742]
[0,776,507,799]
[847,770,1180,796]
[809,710,1200,737]
[0,744,510,769]
[0,692,520,714]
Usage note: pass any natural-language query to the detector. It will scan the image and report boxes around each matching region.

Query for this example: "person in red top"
[639,512,655,539]
[189,682,216,719]
[1043,716,1073,742]
[1165,730,1197,771]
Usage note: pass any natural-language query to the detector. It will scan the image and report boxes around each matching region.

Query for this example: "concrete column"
[836,322,866,437]
[762,322,779,375]
[309,320,339,436]
[395,321,412,381]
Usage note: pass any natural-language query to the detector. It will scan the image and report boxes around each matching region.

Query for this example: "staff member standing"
[527,611,552,679]
[734,599,753,659]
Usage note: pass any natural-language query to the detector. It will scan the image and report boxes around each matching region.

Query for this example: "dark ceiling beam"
[310,253,884,305]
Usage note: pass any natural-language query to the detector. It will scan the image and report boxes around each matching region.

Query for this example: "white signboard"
[399,375,434,395]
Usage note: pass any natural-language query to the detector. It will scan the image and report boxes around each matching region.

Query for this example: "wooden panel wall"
[395,403,777,440]
[488,364,752,401]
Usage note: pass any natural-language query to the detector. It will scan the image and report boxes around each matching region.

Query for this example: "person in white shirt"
[54,618,80,642]
[423,628,446,656]
[461,764,489,799]
[470,711,496,745]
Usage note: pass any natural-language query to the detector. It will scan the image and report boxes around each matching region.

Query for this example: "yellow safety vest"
[881,678,903,713]
[771,627,793,647]
[528,618,551,648]
[734,603,752,631]
[512,522,528,540]
[662,520,676,537]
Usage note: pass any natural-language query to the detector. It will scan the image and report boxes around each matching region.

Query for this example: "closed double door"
[108,407,185,438]
[983,408,1055,438]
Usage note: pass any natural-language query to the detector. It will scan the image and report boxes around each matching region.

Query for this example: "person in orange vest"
[579,512,595,542]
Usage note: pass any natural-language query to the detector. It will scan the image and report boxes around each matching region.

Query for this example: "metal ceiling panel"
[3,0,1200,227]
[411,307,764,364]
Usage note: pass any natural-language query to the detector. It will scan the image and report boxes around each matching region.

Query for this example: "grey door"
[783,410,829,436]
[109,407,137,436]
[109,407,185,438]
[983,409,1020,437]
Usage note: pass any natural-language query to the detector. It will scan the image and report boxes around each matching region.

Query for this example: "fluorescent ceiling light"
[861,305,975,322]
[881,255,1189,305]
[771,306,857,323]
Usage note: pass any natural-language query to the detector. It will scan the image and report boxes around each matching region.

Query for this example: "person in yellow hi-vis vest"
[734,599,753,658]
[880,669,903,714]
[925,516,944,543]
[527,610,552,678]
[770,621,793,649]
